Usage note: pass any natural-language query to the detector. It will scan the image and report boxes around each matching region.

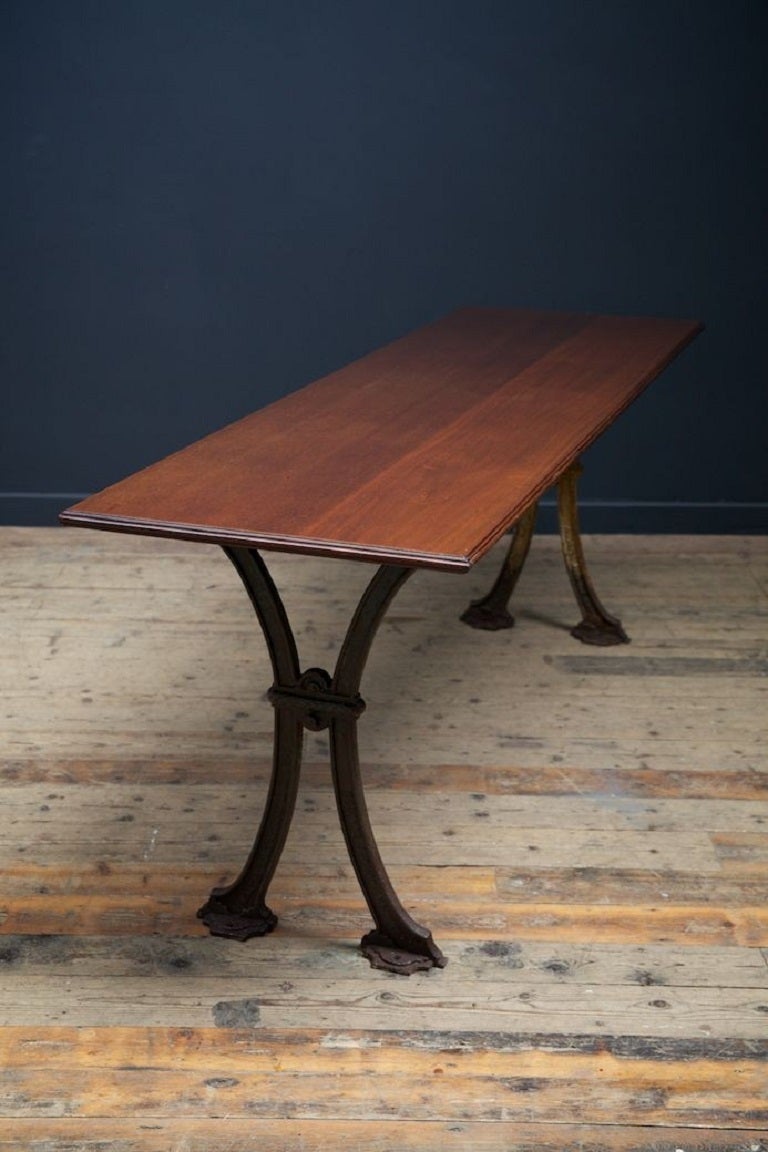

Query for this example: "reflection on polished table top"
[60,308,702,570]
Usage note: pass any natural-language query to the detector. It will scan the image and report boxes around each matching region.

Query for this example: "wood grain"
[1,528,766,1149]
[59,309,701,569]
[2,1120,767,1152]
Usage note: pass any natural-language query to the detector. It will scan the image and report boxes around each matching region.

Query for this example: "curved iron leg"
[557,462,629,646]
[198,547,303,940]
[198,549,445,972]
[460,503,537,630]
[332,565,446,974]
[198,708,303,940]
[330,715,445,974]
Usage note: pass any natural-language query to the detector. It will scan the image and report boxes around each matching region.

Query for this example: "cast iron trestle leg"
[460,461,629,646]
[197,547,303,940]
[197,547,446,974]
[330,565,446,974]
[460,502,537,630]
[557,461,629,646]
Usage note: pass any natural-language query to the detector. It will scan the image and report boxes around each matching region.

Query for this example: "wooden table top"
[60,308,701,571]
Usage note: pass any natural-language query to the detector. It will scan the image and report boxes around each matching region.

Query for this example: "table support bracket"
[197,547,446,975]
[461,461,629,646]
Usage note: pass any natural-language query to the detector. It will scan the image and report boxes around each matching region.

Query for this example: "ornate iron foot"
[461,503,537,631]
[361,929,445,975]
[199,547,446,973]
[570,617,629,646]
[557,462,630,647]
[198,894,277,941]
[460,602,516,630]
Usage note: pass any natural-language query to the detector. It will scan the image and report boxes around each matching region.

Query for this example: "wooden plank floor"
[1,527,766,1151]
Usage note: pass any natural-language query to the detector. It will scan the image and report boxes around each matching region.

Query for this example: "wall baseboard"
[534,500,768,534]
[0,494,90,527]
[0,493,766,534]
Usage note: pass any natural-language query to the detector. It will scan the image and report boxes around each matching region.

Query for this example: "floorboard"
[1,528,766,1150]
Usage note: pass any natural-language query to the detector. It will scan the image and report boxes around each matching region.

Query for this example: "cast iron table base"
[198,464,626,974]
[197,546,447,976]
[461,461,630,646]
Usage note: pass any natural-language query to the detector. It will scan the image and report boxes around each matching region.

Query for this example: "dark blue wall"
[2,1,766,530]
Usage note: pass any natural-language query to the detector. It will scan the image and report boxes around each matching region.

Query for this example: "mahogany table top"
[60,308,701,571]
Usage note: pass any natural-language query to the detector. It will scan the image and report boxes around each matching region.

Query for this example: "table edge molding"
[57,511,474,573]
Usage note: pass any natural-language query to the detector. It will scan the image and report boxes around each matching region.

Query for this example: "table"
[60,308,701,974]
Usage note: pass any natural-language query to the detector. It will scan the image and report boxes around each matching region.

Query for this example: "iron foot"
[360,929,447,976]
[460,602,516,631]
[197,893,278,942]
[571,618,629,646]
